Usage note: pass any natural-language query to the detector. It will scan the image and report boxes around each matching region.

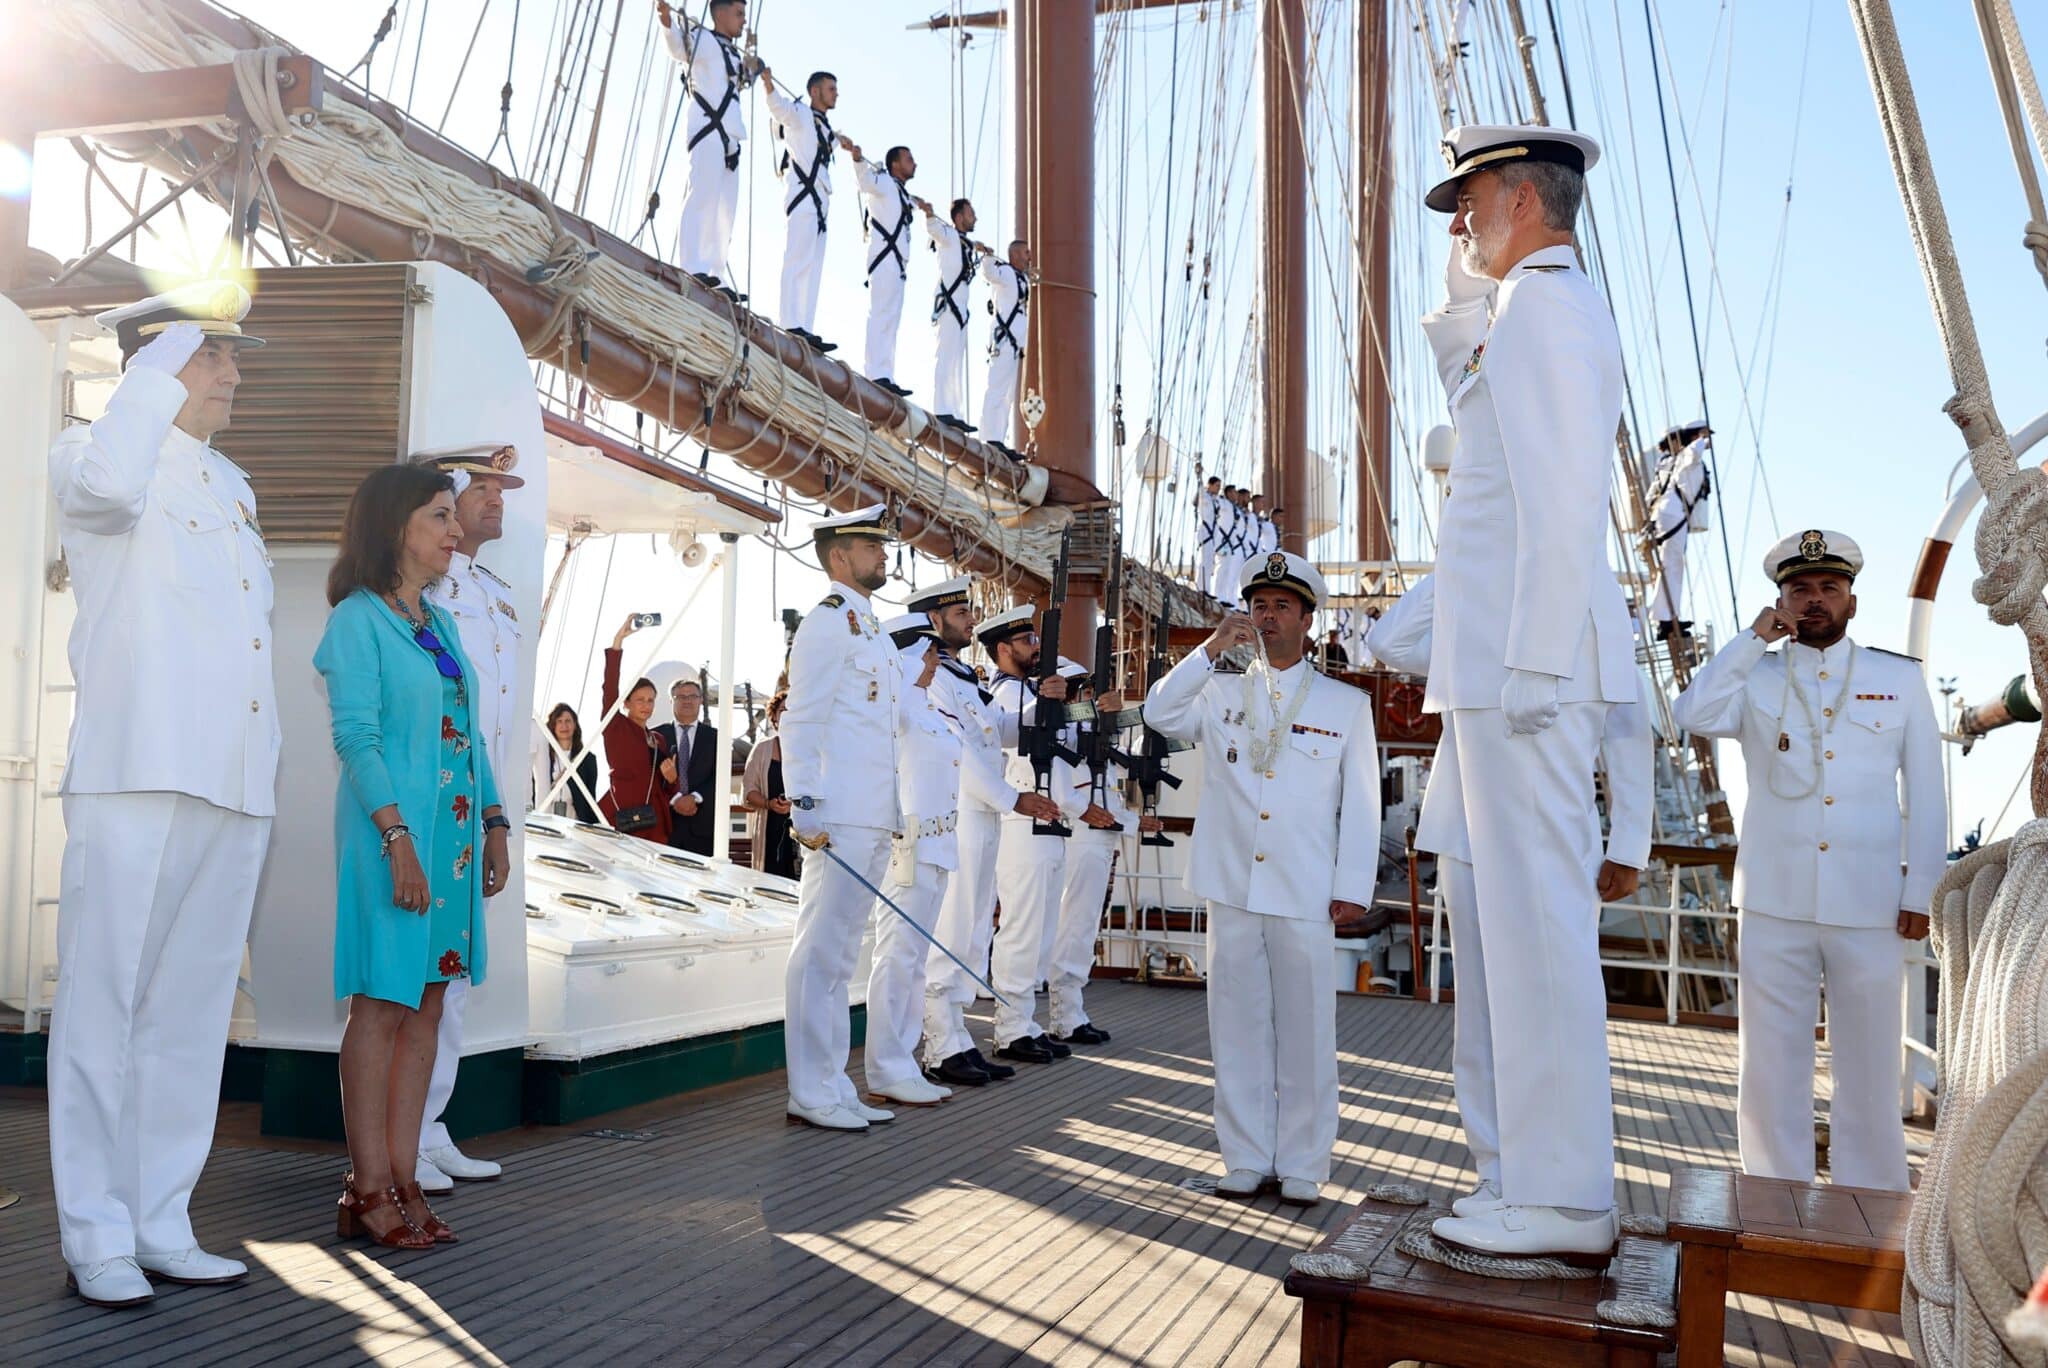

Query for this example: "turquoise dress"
[315,589,499,1008]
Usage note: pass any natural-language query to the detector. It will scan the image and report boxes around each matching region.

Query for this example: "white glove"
[1444,244,1495,306]
[129,321,206,377]
[791,812,829,849]
[1501,668,1561,736]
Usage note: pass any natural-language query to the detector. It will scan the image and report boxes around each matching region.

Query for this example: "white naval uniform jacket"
[1420,243,1635,712]
[780,581,903,833]
[764,86,834,209]
[1067,753,1137,848]
[1672,632,1945,925]
[1144,651,1381,920]
[990,673,1089,824]
[1649,438,1711,537]
[1254,518,1279,557]
[935,663,1020,817]
[665,17,749,145]
[49,366,280,816]
[894,644,963,871]
[982,257,1031,352]
[426,553,523,803]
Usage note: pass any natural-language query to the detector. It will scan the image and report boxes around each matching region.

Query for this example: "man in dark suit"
[657,679,720,856]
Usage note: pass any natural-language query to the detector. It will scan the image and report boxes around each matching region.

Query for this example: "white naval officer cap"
[411,441,526,492]
[1764,529,1863,585]
[1055,656,1089,680]
[96,279,267,357]
[976,603,1037,648]
[1425,124,1602,213]
[886,612,940,650]
[907,575,973,613]
[810,503,892,547]
[1659,419,1711,446]
[1239,550,1328,612]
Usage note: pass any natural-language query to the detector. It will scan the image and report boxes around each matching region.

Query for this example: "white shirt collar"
[830,580,873,613]
[1784,635,1855,668]
[1505,242,1578,282]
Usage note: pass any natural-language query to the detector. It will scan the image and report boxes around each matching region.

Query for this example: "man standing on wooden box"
[1673,530,1941,1192]
[1416,124,1638,1263]
[1144,552,1381,1207]
[47,283,277,1305]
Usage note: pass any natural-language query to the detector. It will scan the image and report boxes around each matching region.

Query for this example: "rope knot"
[1971,466,2048,625]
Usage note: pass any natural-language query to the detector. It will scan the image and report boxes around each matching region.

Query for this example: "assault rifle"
[1083,542,1125,833]
[1113,594,1186,848]
[1019,528,1079,837]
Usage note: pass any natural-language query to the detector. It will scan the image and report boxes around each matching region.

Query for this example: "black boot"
[966,1047,1016,1080]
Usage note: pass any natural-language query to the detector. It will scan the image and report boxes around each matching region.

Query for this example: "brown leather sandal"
[395,1181,458,1243]
[337,1173,435,1249]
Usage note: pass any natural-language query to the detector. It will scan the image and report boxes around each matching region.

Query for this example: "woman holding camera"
[599,615,676,844]
[315,464,507,1249]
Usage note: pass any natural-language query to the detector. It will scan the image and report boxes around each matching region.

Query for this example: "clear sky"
[22,0,2048,845]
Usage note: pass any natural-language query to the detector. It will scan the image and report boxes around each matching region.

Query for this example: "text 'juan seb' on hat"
[1763,529,1862,585]
[1424,124,1602,213]
[886,612,940,650]
[907,575,972,614]
[976,603,1037,649]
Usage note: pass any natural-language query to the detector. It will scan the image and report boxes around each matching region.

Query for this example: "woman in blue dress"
[315,464,509,1249]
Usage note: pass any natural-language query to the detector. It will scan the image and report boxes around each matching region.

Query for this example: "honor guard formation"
[32,110,1946,1313]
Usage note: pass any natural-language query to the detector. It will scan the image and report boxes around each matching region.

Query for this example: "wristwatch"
[483,814,511,834]
[792,796,822,811]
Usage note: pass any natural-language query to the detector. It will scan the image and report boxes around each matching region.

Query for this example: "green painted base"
[258,1045,527,1143]
[524,1008,865,1127]
[0,1027,47,1087]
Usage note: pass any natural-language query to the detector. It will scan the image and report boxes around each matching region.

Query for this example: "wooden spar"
[1262,0,1309,555]
[1355,0,1394,562]
[918,0,1225,31]
[1015,0,1103,662]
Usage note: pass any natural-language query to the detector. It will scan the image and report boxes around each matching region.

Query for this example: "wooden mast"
[1261,0,1310,556]
[1355,0,1395,563]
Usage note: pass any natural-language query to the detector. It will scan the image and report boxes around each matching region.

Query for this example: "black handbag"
[612,732,664,833]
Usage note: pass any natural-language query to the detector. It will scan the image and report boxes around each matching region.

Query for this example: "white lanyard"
[1770,641,1856,800]
[1242,634,1313,773]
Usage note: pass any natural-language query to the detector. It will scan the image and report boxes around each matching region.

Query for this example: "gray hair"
[1498,160,1584,232]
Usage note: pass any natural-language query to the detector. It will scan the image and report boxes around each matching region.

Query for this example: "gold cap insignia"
[1799,530,1827,561]
[1264,553,1288,581]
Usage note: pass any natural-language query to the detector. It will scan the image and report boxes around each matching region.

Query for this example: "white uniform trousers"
[990,821,1066,1045]
[1195,539,1217,597]
[48,792,271,1265]
[779,209,829,334]
[418,976,468,1152]
[1447,703,1617,1211]
[933,317,971,419]
[677,136,741,279]
[923,807,1001,1064]
[1206,903,1338,1183]
[1438,856,1501,1190]
[981,346,1020,446]
[1213,552,1245,606]
[1650,520,1689,626]
[863,862,948,1092]
[1049,837,1115,1034]
[784,823,891,1112]
[864,270,908,385]
[1738,910,1909,1191]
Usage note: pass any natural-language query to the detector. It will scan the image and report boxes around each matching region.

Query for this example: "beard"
[1457,214,1507,278]
[855,564,888,592]
[1793,612,1847,646]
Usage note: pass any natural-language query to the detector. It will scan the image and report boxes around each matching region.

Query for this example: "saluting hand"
[1204,612,1257,662]
[915,642,941,688]
[1751,605,1798,643]
[655,0,673,28]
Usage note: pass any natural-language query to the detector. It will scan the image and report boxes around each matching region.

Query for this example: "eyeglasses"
[413,623,466,681]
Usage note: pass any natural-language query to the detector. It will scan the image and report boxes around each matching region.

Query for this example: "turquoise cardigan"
[314,589,500,1007]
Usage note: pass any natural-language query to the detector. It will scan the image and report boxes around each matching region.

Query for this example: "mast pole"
[1261,0,1309,555]
[1355,0,1395,563]
[1016,0,1101,662]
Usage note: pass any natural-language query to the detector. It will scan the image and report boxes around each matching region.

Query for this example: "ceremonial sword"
[798,834,1010,1007]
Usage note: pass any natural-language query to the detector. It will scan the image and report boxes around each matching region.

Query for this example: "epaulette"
[819,593,845,609]
[1522,263,1569,273]
[1868,646,1922,663]
[476,563,511,590]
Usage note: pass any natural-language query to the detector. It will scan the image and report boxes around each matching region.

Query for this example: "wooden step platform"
[1284,1195,1677,1367]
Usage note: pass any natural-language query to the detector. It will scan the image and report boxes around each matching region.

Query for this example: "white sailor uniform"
[1418,242,1637,1214]
[979,257,1030,445]
[1212,506,1249,607]
[857,161,916,388]
[928,216,980,421]
[1672,632,1942,1190]
[781,581,903,1116]
[665,15,754,281]
[1143,649,1380,1185]
[1647,434,1710,629]
[923,661,1025,1065]
[1194,489,1223,596]
[1049,754,1134,1036]
[764,86,837,333]
[420,552,523,1157]
[46,364,280,1268]
[988,673,1088,1048]
[862,641,963,1096]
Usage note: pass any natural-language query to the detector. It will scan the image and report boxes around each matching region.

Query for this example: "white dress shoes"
[868,1077,950,1107]
[1278,1179,1322,1207]
[848,1100,896,1124]
[1216,1168,1268,1198]
[414,1152,455,1194]
[136,1247,249,1284]
[67,1256,153,1307]
[1431,1204,1619,1268]
[786,1099,870,1131]
[423,1143,502,1181]
[1451,1178,1504,1218]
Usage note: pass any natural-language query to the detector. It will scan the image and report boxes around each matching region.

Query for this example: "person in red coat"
[598,617,676,844]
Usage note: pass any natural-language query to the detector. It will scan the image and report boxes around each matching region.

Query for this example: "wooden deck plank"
[0,983,1914,1366]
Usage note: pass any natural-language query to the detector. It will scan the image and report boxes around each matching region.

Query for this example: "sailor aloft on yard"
[1144,552,1381,1208]
[921,600,1062,1087]
[846,142,930,398]
[48,282,275,1306]
[1212,487,1255,606]
[659,0,763,299]
[415,442,528,1192]
[978,238,1035,458]
[927,197,990,434]
[1645,419,1713,641]
[1671,530,1943,1193]
[1194,476,1225,596]
[1418,122,1637,1265]
[763,68,855,351]
[780,504,904,1132]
